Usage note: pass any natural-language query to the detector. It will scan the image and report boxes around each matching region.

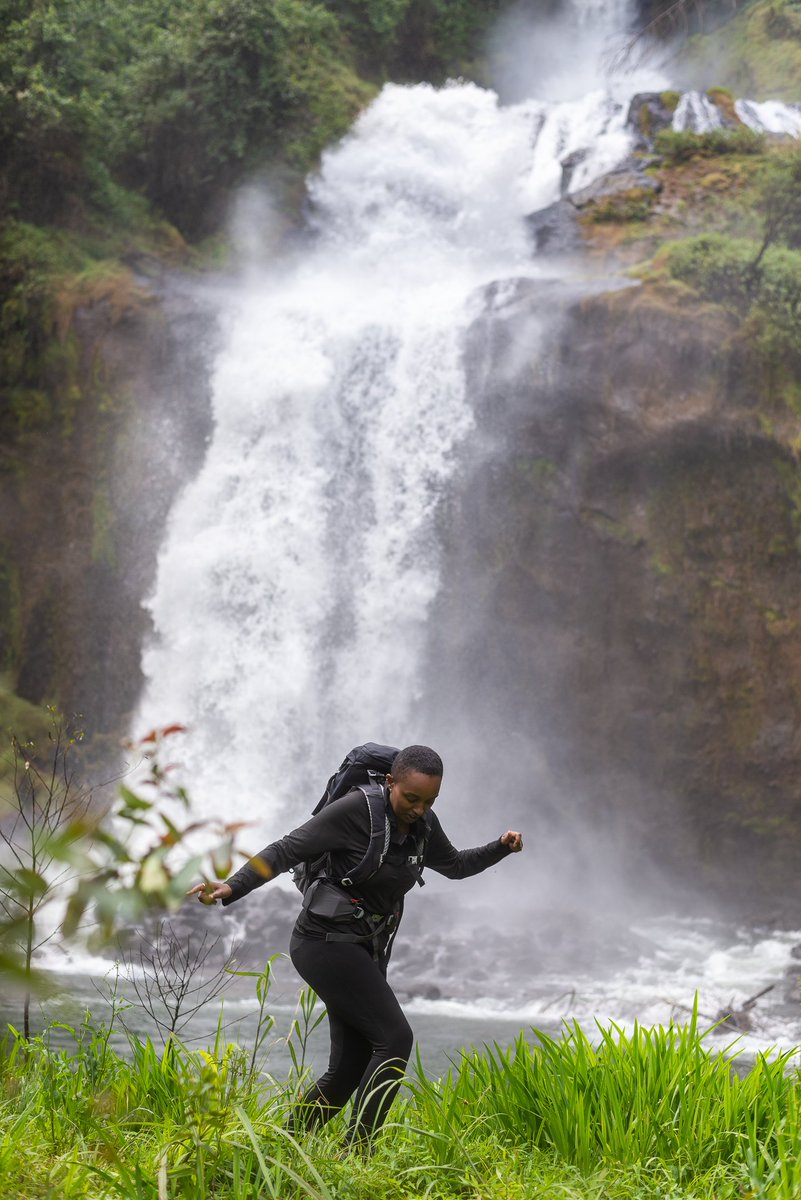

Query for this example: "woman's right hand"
[187,881,232,905]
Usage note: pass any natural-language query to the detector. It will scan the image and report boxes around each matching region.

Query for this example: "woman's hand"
[187,881,232,905]
[500,830,523,852]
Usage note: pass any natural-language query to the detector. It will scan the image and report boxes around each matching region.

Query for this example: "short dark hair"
[391,745,443,780]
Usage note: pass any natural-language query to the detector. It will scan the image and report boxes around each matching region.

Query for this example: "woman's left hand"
[501,830,523,852]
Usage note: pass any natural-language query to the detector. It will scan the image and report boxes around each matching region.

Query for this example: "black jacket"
[222,789,511,946]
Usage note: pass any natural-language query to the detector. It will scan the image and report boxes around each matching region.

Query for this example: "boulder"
[526,198,584,254]
[569,164,662,210]
[626,91,677,149]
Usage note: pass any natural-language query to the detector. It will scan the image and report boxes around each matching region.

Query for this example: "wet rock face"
[626,92,676,150]
[568,166,662,212]
[432,282,801,910]
[526,199,585,255]
[0,277,216,735]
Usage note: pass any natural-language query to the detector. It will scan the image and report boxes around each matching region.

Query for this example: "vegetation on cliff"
[3,0,801,733]
[0,0,506,240]
[0,0,516,733]
[517,117,801,895]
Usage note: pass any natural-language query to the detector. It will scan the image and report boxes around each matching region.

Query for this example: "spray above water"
[139,85,531,829]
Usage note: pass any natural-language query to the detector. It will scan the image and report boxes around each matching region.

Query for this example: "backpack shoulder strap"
[407,810,432,887]
[339,779,390,889]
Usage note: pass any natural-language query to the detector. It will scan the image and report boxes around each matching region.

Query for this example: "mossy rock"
[0,686,54,744]
[585,186,658,223]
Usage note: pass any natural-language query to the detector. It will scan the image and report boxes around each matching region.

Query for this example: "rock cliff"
[432,275,801,909]
[0,270,214,740]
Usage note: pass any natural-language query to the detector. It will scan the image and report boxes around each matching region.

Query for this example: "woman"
[189,744,523,1147]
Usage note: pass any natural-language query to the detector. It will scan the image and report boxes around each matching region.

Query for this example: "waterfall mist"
[488,0,662,105]
[137,82,541,838]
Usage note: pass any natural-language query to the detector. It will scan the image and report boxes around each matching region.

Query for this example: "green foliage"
[406,0,504,71]
[406,1007,801,1186]
[0,221,80,441]
[654,149,801,368]
[0,0,503,239]
[3,998,801,1198]
[764,0,801,42]
[665,233,801,359]
[320,0,414,53]
[585,186,657,224]
[655,125,766,165]
[753,145,801,254]
[665,232,757,308]
[0,721,253,989]
[681,0,801,102]
[120,0,371,232]
[321,0,503,77]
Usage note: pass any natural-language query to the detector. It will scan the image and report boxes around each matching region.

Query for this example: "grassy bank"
[2,992,800,1200]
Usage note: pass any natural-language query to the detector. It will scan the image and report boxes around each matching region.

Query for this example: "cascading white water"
[136,16,667,832]
[139,84,535,829]
[137,0,801,830]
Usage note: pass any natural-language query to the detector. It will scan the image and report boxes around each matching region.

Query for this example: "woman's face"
[386,770,440,826]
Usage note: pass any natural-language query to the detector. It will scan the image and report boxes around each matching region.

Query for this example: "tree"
[0,718,252,1031]
[122,918,238,1047]
[747,148,801,285]
[0,713,92,1038]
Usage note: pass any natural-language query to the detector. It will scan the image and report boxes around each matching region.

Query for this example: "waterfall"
[138,84,535,829]
[137,74,632,830]
[136,6,799,846]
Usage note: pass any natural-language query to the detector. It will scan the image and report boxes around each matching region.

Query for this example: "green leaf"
[137,852,169,894]
[118,785,153,812]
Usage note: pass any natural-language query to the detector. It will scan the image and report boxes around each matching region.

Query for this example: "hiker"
[187,743,523,1147]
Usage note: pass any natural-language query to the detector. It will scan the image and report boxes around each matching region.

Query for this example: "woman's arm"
[187,791,369,906]
[424,814,523,880]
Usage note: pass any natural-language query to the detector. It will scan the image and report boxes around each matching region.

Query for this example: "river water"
[92,0,801,1066]
[17,901,800,1071]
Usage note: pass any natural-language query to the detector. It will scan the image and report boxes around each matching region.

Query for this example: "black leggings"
[289,934,413,1144]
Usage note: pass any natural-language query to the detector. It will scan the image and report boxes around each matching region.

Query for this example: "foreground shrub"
[665,232,757,308]
[407,1012,798,1180]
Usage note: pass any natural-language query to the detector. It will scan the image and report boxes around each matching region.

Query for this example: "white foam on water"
[405,917,801,1055]
[673,89,724,132]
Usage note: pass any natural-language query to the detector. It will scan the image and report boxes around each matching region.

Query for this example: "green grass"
[1,991,800,1199]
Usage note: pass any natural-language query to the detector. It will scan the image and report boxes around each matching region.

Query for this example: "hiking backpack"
[290,742,428,894]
